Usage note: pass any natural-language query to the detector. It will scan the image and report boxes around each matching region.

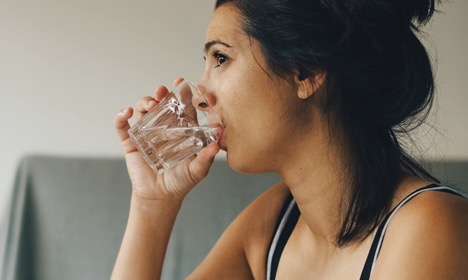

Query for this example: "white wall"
[424,0,468,158]
[0,0,216,241]
[1,0,467,241]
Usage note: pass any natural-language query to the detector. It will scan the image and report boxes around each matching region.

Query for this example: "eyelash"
[212,51,229,68]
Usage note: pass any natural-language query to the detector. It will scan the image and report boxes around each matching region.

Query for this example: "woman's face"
[198,4,303,174]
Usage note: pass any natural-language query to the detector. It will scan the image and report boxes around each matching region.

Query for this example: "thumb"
[188,143,220,181]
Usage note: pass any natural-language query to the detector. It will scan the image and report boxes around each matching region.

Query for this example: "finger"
[114,107,134,142]
[173,77,184,88]
[188,143,220,182]
[135,96,157,119]
[154,85,170,102]
[179,83,198,126]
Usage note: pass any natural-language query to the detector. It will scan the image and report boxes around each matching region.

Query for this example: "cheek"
[224,80,287,139]
[218,59,294,140]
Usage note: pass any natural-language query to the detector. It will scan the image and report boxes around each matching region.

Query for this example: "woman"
[112,0,468,279]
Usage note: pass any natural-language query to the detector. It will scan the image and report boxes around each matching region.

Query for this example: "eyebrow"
[203,40,232,54]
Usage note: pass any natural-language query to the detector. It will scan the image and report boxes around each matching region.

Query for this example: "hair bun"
[321,0,438,30]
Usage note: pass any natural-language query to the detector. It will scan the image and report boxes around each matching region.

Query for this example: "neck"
[275,120,348,248]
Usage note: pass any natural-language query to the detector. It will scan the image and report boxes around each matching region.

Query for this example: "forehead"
[205,5,245,43]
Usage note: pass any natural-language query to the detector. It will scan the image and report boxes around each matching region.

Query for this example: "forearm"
[111,194,183,280]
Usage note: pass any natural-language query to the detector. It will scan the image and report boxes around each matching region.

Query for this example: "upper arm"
[372,192,468,280]
[186,183,290,280]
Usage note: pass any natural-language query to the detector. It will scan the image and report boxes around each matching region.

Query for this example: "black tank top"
[266,184,467,280]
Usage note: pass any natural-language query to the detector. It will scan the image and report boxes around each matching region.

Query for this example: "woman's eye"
[213,52,228,67]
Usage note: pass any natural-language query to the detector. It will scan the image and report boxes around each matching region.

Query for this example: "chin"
[226,152,270,175]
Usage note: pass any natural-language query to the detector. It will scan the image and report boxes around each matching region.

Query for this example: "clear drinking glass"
[128,80,223,173]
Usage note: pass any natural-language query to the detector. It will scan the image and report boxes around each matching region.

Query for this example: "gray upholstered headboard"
[425,161,468,192]
[2,156,466,280]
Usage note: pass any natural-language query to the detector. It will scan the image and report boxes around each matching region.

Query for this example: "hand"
[114,78,221,201]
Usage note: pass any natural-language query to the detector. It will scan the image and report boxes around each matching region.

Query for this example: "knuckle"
[136,96,154,110]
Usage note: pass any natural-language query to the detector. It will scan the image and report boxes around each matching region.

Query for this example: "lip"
[214,126,226,150]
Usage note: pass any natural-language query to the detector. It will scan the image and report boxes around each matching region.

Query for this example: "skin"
[112,4,468,279]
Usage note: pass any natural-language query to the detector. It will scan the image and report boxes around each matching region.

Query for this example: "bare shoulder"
[187,182,290,279]
[241,182,291,274]
[373,187,468,279]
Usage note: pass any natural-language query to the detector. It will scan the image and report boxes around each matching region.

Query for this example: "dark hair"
[216,0,440,245]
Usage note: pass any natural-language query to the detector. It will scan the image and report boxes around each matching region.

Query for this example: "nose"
[192,92,217,116]
[194,81,222,125]
[195,82,217,110]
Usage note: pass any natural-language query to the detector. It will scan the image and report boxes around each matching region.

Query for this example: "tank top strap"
[267,194,300,280]
[360,184,468,280]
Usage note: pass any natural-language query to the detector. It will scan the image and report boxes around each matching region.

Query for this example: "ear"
[296,71,327,100]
